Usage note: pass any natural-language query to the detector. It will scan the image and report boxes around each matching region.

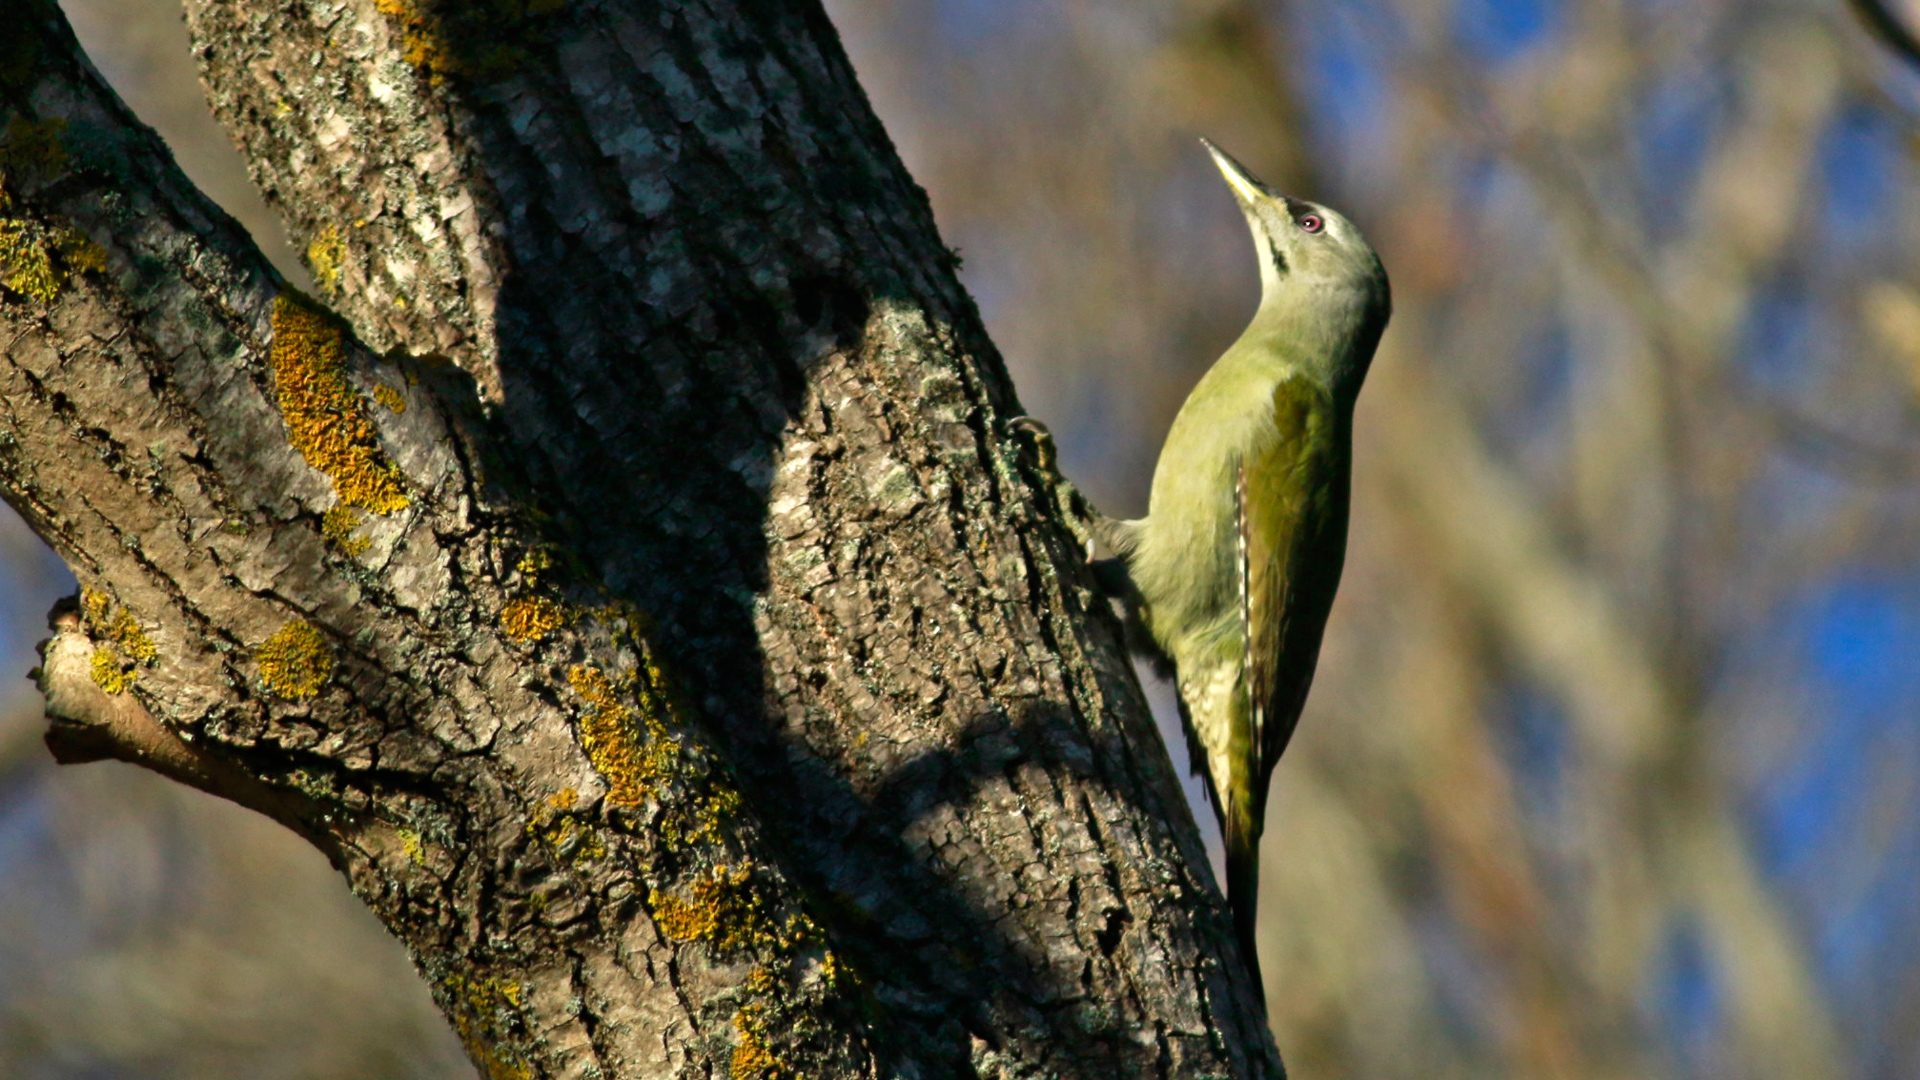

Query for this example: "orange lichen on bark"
[566,664,674,807]
[730,1007,783,1080]
[514,546,553,581]
[647,864,816,956]
[565,653,746,852]
[564,611,759,856]
[270,293,410,514]
[255,618,334,699]
[499,595,566,642]
[443,973,533,1080]
[648,864,750,944]
[81,588,158,665]
[820,949,853,991]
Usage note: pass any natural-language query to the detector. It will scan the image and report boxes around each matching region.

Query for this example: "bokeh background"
[4,0,1919,1077]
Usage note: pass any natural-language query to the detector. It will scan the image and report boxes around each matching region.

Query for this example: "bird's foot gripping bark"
[1008,416,1104,557]
[1006,419,1172,685]
[1008,416,1145,607]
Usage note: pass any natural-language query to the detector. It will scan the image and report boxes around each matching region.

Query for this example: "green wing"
[1218,375,1350,977]
[1238,376,1349,823]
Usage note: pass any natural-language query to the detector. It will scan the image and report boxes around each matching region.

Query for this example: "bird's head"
[1202,138,1390,384]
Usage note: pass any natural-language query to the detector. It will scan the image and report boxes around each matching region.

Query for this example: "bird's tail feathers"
[1224,799,1265,1002]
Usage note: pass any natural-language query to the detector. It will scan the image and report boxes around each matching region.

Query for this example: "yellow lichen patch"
[80,588,158,694]
[647,880,724,943]
[0,217,57,301]
[255,619,333,699]
[443,973,533,1080]
[565,636,745,851]
[306,223,346,292]
[79,587,157,663]
[321,504,372,556]
[374,0,567,85]
[396,825,428,866]
[106,610,157,665]
[667,777,741,853]
[66,233,112,276]
[372,382,407,413]
[270,293,411,514]
[79,587,110,628]
[646,864,807,955]
[566,665,674,808]
[500,595,566,643]
[524,787,607,867]
[514,547,553,582]
[730,1006,784,1080]
[0,120,104,305]
[89,649,136,695]
[820,949,853,991]
[0,202,106,304]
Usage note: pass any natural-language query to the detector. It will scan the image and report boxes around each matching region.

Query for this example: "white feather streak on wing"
[1236,461,1261,763]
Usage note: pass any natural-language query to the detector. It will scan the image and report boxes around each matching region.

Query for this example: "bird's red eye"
[1299,213,1324,234]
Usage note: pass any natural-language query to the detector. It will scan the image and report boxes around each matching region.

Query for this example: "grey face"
[1200,138,1388,300]
[1199,138,1392,393]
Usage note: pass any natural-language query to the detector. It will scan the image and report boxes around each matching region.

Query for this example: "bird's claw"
[1007,415,1099,560]
[1007,416,1061,477]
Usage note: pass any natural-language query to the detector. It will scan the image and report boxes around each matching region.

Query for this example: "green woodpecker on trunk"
[1015,139,1389,994]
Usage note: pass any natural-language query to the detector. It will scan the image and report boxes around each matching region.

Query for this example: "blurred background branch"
[5,0,1920,1077]
[1850,0,1920,74]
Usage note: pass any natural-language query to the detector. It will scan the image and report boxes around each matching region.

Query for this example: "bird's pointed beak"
[1200,137,1270,209]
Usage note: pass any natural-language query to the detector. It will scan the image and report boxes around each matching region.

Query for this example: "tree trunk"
[0,1,1278,1077]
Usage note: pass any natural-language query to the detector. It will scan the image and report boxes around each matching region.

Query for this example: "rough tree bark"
[0,1,1280,1077]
